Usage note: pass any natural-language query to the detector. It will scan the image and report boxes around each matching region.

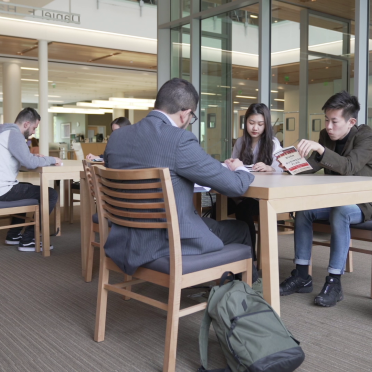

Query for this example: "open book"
[274,146,313,175]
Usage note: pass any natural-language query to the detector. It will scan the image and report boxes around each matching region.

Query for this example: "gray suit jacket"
[104,110,255,275]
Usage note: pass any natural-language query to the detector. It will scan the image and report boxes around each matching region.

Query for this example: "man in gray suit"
[104,78,258,283]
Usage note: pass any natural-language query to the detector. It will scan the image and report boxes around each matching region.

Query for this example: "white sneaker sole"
[18,245,54,252]
[5,240,21,245]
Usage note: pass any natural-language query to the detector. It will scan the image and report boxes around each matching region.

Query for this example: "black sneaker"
[280,269,313,296]
[18,240,54,252]
[5,233,22,245]
[314,276,343,307]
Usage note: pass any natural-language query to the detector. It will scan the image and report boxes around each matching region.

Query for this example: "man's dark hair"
[15,107,41,124]
[111,116,131,129]
[322,91,360,121]
[154,78,199,114]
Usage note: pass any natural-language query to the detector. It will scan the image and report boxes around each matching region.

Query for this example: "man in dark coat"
[280,91,372,307]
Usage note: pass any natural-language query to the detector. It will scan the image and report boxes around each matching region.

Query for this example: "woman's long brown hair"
[238,103,274,165]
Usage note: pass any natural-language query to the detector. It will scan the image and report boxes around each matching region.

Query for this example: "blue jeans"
[294,205,363,274]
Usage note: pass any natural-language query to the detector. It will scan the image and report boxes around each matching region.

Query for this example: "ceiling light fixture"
[274,99,285,101]
[271,109,284,112]
[21,67,39,71]
[48,106,110,115]
[208,105,218,107]
[21,79,53,82]
[109,97,155,106]
[250,14,258,18]
[201,92,217,96]
[236,95,257,99]
[255,89,279,93]
[35,95,61,97]
[77,101,150,110]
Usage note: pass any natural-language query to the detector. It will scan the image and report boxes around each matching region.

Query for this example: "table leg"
[80,176,90,277]
[259,199,281,315]
[41,174,51,257]
[216,194,228,221]
[64,180,69,222]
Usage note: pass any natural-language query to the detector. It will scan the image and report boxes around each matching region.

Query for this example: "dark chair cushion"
[142,243,251,275]
[92,213,112,227]
[0,199,39,209]
[313,219,372,231]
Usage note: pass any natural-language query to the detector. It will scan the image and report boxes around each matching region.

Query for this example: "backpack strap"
[198,302,232,372]
[199,301,212,369]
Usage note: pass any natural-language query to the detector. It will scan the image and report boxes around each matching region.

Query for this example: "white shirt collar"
[154,110,178,128]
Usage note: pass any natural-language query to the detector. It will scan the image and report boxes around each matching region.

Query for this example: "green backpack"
[198,272,305,372]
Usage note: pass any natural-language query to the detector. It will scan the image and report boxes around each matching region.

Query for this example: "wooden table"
[21,160,83,257]
[216,173,372,315]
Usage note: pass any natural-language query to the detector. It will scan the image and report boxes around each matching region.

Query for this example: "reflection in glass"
[171,0,191,21]
[171,25,190,81]
[201,6,258,161]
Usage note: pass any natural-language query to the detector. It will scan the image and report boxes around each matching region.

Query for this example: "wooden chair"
[82,160,101,283]
[0,200,40,252]
[312,221,372,297]
[91,166,253,372]
[69,146,85,224]
[69,180,80,223]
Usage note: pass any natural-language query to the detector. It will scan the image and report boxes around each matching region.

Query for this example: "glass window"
[171,25,191,80]
[271,1,301,147]
[171,0,191,21]
[201,5,259,160]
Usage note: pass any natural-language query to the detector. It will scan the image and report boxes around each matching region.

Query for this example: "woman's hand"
[252,162,274,172]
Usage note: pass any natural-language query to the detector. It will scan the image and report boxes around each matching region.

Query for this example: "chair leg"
[242,258,252,287]
[123,274,132,301]
[256,225,262,271]
[94,260,110,342]
[345,242,353,273]
[69,191,74,224]
[34,207,40,253]
[85,230,95,282]
[370,256,372,299]
[54,181,61,236]
[163,279,181,372]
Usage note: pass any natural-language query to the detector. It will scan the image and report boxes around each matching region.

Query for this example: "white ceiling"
[0,57,157,105]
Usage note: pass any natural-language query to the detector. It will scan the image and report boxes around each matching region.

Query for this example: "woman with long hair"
[232,103,282,171]
[232,103,282,260]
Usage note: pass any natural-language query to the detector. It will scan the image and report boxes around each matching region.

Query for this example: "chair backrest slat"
[101,195,165,210]
[105,212,168,229]
[100,186,164,200]
[100,178,162,190]
[103,203,167,220]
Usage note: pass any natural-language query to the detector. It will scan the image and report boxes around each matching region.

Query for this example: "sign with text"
[0,1,80,24]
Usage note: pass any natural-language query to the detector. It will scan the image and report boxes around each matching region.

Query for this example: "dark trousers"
[0,182,58,243]
[202,217,259,283]
[234,198,260,262]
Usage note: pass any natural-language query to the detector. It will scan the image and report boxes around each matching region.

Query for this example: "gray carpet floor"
[0,209,372,372]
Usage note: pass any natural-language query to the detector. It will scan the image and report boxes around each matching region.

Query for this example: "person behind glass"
[86,116,131,160]
[280,91,372,307]
[230,103,282,260]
